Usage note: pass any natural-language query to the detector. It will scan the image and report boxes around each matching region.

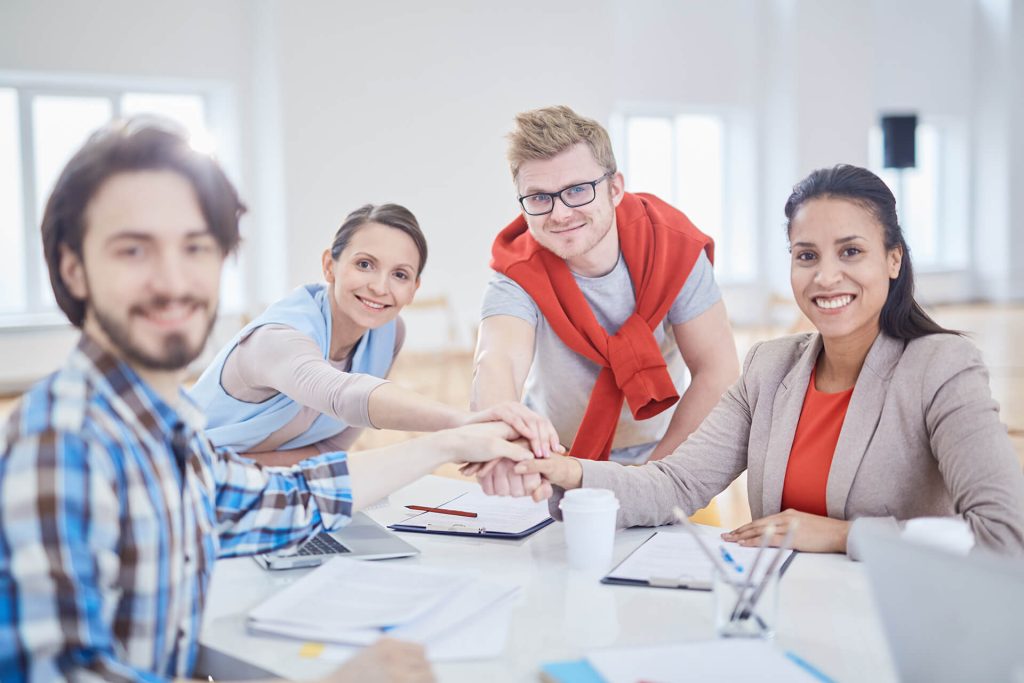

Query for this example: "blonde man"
[470,106,740,496]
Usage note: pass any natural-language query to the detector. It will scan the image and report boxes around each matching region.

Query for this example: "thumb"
[513,458,557,476]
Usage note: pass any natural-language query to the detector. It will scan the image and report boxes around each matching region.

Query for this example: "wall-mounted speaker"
[880,114,917,169]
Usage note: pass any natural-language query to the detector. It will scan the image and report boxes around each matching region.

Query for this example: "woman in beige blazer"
[506,164,1024,558]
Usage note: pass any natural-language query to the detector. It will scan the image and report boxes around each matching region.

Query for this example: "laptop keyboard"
[296,533,351,556]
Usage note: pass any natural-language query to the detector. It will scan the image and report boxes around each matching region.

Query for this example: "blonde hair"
[506,105,617,181]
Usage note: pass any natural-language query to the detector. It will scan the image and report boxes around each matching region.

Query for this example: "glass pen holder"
[711,566,778,639]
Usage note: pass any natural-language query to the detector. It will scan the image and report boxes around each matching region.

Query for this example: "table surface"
[199,475,899,682]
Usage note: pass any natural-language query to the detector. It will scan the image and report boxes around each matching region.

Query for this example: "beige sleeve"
[848,337,1024,560]
[229,325,389,428]
[916,337,1024,555]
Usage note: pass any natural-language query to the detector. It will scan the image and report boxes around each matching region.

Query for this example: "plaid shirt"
[0,335,354,682]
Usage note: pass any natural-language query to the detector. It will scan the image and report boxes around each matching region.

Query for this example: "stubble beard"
[91,297,217,371]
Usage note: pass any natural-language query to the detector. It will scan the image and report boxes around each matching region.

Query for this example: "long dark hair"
[784,164,955,340]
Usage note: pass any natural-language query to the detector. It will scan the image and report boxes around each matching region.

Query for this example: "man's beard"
[91,296,217,371]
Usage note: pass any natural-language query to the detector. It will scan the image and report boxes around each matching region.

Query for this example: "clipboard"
[601,530,797,591]
[388,489,555,540]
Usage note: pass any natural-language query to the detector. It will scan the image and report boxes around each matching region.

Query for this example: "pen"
[719,545,744,574]
[739,521,798,620]
[729,523,775,621]
[405,505,478,518]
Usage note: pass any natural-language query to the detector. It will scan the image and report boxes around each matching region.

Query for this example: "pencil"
[405,505,478,518]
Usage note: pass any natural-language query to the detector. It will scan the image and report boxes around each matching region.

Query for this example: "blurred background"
[1,0,1021,522]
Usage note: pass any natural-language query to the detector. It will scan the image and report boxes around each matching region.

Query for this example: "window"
[869,120,968,270]
[0,79,244,323]
[613,110,756,282]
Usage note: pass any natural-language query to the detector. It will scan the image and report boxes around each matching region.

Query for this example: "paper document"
[588,640,831,683]
[318,585,519,661]
[605,527,793,589]
[248,558,468,632]
[394,488,552,535]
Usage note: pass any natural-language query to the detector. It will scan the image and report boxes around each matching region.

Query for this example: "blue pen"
[719,545,744,574]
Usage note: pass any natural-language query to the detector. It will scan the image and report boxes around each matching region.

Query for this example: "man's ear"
[59,244,88,300]
[610,171,626,207]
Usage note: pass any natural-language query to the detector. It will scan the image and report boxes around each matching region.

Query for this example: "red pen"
[405,505,478,518]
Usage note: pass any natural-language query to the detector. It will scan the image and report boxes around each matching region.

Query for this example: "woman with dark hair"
[506,164,1024,558]
[190,203,561,466]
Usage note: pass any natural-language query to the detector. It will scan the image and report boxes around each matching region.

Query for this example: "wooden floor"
[2,303,1022,529]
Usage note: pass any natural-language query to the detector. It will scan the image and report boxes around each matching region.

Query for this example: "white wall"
[0,0,1021,386]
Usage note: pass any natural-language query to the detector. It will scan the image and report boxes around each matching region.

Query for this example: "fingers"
[722,515,790,546]
[479,468,496,496]
[531,480,554,503]
[458,462,483,476]
[484,403,562,460]
[513,458,555,477]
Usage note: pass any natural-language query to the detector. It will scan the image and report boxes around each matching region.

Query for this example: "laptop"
[253,512,419,570]
[859,527,1024,683]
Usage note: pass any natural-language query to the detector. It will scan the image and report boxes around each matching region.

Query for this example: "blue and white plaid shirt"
[0,334,354,681]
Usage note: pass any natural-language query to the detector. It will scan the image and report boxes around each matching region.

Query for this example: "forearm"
[649,368,734,461]
[214,449,353,556]
[471,353,525,410]
[346,433,451,510]
[366,382,466,431]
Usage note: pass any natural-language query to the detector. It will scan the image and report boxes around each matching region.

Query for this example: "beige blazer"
[572,332,1024,559]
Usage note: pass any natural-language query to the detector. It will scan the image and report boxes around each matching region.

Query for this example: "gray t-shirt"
[481,250,720,464]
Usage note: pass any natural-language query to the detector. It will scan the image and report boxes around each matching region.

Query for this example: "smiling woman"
[506,164,1024,561]
[188,204,564,466]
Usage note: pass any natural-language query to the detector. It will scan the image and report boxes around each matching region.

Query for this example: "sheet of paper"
[605,527,793,586]
[588,640,828,683]
[315,582,519,661]
[396,488,551,534]
[247,557,470,632]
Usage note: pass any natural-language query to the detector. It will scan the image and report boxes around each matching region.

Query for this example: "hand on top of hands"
[460,452,583,503]
[462,402,565,459]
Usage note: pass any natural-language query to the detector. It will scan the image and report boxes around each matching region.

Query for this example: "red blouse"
[780,365,854,517]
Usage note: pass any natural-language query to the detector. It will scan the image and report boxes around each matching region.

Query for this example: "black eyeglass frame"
[517,171,614,216]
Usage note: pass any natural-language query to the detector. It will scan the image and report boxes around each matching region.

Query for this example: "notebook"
[252,512,419,570]
[389,488,554,539]
[603,527,795,590]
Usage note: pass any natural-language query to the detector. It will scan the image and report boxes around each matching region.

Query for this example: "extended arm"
[648,300,739,461]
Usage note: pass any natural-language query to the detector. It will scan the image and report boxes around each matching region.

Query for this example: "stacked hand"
[462,402,564,459]
[461,452,582,502]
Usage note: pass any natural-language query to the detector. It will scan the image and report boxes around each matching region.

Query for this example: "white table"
[199,476,899,682]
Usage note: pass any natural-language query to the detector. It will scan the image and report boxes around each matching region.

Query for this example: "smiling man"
[470,106,741,495]
[0,119,525,683]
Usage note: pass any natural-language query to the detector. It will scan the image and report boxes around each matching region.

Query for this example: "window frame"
[868,115,969,273]
[610,104,757,284]
[0,71,242,328]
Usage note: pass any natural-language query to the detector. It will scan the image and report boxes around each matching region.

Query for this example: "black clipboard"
[388,516,554,539]
[601,532,798,591]
[387,489,555,539]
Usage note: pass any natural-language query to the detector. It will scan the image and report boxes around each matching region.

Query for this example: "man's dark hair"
[40,117,246,327]
[785,164,955,341]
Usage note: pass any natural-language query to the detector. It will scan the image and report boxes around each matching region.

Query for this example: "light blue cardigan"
[189,284,396,452]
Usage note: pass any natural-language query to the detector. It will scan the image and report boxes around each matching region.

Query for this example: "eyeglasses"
[517,172,613,216]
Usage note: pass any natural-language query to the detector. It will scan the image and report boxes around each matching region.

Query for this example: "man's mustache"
[128,296,210,317]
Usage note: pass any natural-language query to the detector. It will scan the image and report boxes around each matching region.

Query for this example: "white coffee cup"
[902,517,975,556]
[559,488,620,572]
